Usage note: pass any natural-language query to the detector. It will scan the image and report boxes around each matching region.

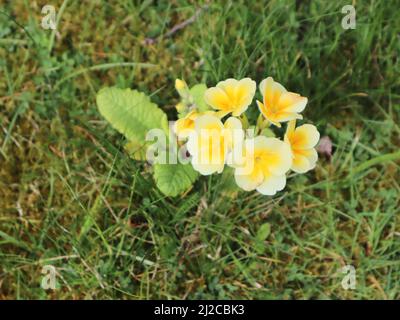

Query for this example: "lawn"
[0,0,399,299]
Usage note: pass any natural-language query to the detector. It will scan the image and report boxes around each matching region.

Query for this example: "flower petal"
[256,100,268,119]
[271,111,303,123]
[253,136,292,176]
[224,116,242,131]
[234,166,263,191]
[191,159,225,175]
[291,154,312,173]
[259,77,287,108]
[285,119,296,139]
[256,174,286,195]
[204,87,231,111]
[174,111,197,139]
[216,78,238,99]
[291,148,318,173]
[223,117,244,150]
[278,92,307,113]
[293,124,320,149]
[232,78,256,116]
[303,148,318,165]
[256,100,282,127]
[194,114,224,132]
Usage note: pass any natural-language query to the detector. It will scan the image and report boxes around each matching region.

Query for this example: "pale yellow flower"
[231,136,292,195]
[256,77,307,127]
[174,110,228,139]
[186,114,243,175]
[174,110,199,139]
[284,120,320,173]
[204,78,256,116]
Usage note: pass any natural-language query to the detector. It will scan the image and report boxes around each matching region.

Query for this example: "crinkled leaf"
[124,139,148,161]
[154,162,198,197]
[96,87,169,145]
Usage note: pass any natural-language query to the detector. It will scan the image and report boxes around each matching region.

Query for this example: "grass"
[0,0,399,299]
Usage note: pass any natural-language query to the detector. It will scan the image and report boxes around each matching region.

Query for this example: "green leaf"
[256,223,271,241]
[96,87,169,144]
[190,84,210,112]
[154,162,198,196]
[124,139,148,161]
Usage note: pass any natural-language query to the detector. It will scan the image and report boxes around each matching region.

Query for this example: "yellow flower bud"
[175,102,186,113]
[175,79,187,91]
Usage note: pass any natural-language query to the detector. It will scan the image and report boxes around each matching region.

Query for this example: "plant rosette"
[96,77,320,197]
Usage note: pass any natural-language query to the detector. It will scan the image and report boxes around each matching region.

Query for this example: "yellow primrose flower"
[231,136,292,195]
[204,78,256,116]
[256,77,307,127]
[284,120,320,173]
[174,110,199,139]
[174,110,231,139]
[186,114,243,175]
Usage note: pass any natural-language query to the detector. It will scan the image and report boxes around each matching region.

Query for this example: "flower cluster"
[173,77,320,196]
